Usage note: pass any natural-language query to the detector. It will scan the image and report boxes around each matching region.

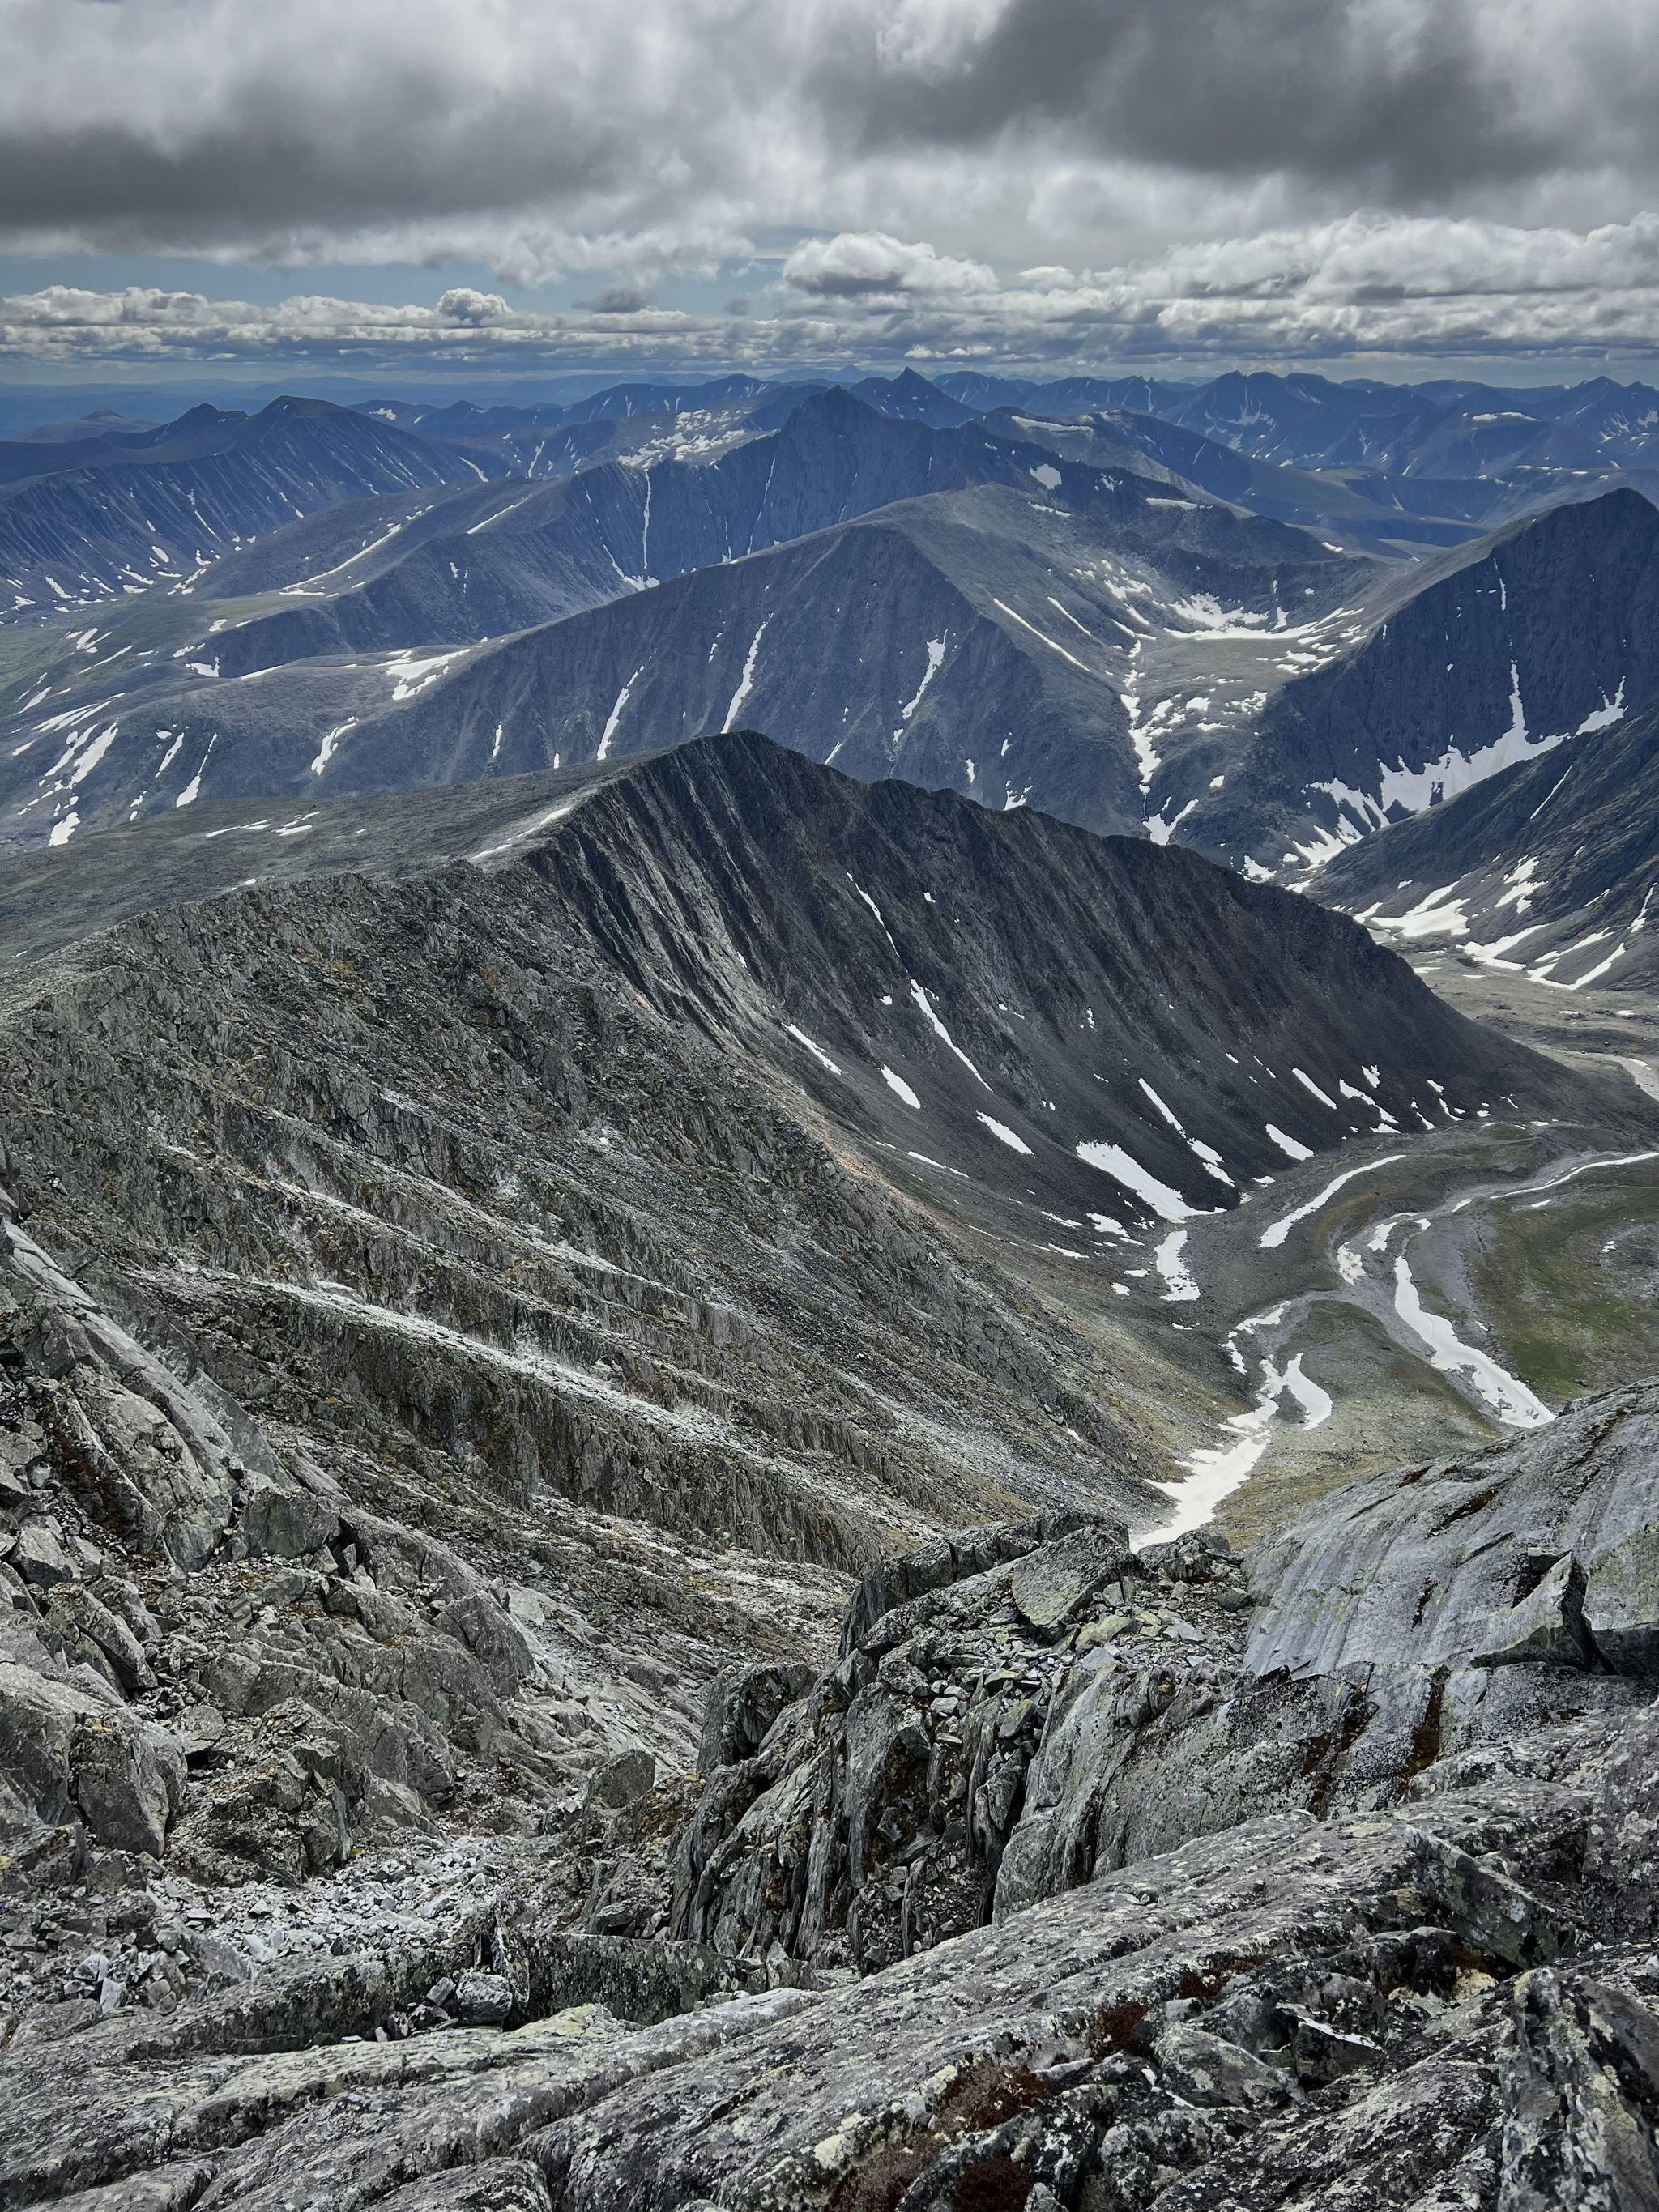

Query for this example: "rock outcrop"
[670,1389,1659,1973]
[6,1301,1659,2203]
[669,1515,1251,1971]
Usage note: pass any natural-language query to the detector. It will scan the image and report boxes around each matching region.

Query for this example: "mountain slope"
[0,739,1183,1593]
[992,407,1514,552]
[2,732,1606,1254]
[0,397,489,616]
[356,377,800,489]
[11,721,1549,1664]
[189,389,1079,674]
[1170,487,1659,876]
[1316,696,1659,991]
[506,733,1600,1218]
[0,441,1367,849]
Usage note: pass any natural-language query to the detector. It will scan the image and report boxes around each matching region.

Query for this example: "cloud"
[11,211,1659,373]
[826,0,1659,205]
[5,2,1659,377]
[0,0,1656,288]
[436,288,511,325]
[574,285,656,315]
[781,232,994,299]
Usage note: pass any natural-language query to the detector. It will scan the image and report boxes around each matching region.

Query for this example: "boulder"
[1584,1526,1659,1673]
[0,1660,184,1854]
[1154,2020,1300,2112]
[696,1660,814,1771]
[70,1709,186,1858]
[586,1749,656,1813]
[452,1969,515,2027]
[13,1518,73,1589]
[434,1592,535,1699]
[1473,1554,1593,1669]
[1009,1522,1129,1631]
[45,1583,156,1694]
[1500,1967,1659,2206]
[241,1474,341,1561]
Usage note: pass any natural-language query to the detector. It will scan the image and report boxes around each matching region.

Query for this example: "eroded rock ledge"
[3,1369,1659,2205]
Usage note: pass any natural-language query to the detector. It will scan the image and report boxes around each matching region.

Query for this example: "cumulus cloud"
[781,232,995,299]
[11,211,1659,372]
[436,288,511,325]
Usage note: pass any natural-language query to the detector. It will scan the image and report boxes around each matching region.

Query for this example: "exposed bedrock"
[5,1276,1659,2203]
[671,1387,1659,1975]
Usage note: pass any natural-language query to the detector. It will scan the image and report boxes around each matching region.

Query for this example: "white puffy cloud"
[10,211,1659,373]
[781,232,995,299]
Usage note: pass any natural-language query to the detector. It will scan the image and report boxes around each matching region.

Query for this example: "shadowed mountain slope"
[198,389,1073,674]
[1174,488,1659,876]
[1317,696,1659,992]
[0,398,488,615]
[3,733,1624,1281]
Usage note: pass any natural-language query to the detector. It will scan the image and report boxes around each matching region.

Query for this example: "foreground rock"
[3,1392,1658,2204]
[2,1755,1656,2207]
[669,1515,1250,1971]
[0,1185,852,2051]
[672,1385,1659,1966]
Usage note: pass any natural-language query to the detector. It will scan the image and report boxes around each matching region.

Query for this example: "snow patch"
[977,1114,1032,1156]
[1138,1080,1185,1133]
[599,667,645,760]
[722,620,769,731]
[896,637,948,731]
[909,981,991,1089]
[1291,1068,1338,1110]
[1141,1353,1332,1542]
[1076,1141,1198,1221]
[1154,1230,1200,1302]
[309,721,356,778]
[1265,1124,1314,1162]
[1259,1154,1410,1249]
[787,1025,841,1075]
[1392,1257,1551,1428]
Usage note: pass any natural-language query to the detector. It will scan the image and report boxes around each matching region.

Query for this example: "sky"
[4,0,1659,394]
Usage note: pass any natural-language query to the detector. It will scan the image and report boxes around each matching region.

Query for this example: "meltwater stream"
[1143,1141,1659,1541]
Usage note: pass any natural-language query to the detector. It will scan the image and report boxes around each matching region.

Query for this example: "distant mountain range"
[2,366,1658,970]
[0,392,1362,846]
[0,396,487,612]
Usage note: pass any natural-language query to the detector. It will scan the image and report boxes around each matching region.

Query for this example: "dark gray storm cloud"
[2,0,1655,258]
[823,0,1591,202]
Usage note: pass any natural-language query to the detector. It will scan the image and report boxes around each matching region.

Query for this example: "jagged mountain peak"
[464,729,1614,1245]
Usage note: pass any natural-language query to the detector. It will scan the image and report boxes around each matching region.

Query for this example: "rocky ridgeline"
[2,1365,1658,2200]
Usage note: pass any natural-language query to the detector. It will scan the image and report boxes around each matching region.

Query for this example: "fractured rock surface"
[2,1393,1657,2205]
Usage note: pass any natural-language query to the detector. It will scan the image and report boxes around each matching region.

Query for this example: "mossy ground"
[1473,1180,1659,1404]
